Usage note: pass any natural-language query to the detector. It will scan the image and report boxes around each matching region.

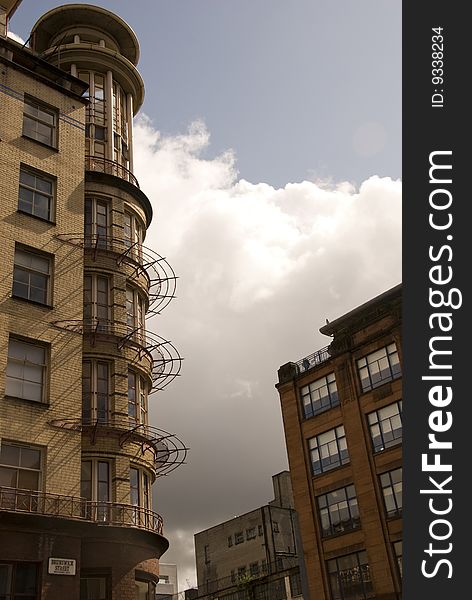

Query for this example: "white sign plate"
[48,558,76,576]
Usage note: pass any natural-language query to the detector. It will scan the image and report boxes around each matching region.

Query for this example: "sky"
[10,0,402,591]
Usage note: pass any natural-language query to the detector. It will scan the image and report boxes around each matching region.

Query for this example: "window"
[5,338,47,403]
[368,401,403,452]
[237,566,246,578]
[273,521,279,533]
[227,535,233,547]
[301,372,339,418]
[234,531,244,544]
[0,443,41,494]
[84,275,110,331]
[246,527,256,540]
[13,246,51,305]
[130,467,151,527]
[309,426,349,475]
[85,197,109,247]
[357,343,401,392]
[18,166,54,221]
[393,541,402,578]
[327,551,374,600]
[261,560,268,574]
[258,524,263,536]
[23,96,57,147]
[0,562,39,600]
[380,468,402,517]
[123,211,144,262]
[81,460,110,521]
[204,545,210,564]
[126,286,146,342]
[254,578,286,600]
[80,576,108,600]
[317,485,360,537]
[249,562,259,577]
[135,579,156,600]
[128,371,149,426]
[290,572,302,597]
[82,361,110,424]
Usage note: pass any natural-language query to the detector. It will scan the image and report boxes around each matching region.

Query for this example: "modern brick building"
[276,284,402,600]
[193,471,306,600]
[0,3,185,599]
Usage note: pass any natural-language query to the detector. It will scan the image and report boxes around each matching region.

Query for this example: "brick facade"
[277,285,402,600]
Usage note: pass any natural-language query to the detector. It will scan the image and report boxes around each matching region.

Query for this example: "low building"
[193,472,306,600]
[156,563,178,598]
[276,284,402,600]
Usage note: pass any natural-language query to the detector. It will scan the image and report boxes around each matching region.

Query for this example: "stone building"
[193,471,306,600]
[0,3,185,599]
[276,284,402,600]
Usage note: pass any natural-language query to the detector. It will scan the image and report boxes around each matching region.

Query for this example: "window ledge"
[17,209,56,226]
[312,461,351,479]
[11,295,53,310]
[21,133,58,152]
[373,440,402,455]
[4,395,50,408]
[321,525,361,540]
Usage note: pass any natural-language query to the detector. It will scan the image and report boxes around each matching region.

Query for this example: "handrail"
[85,155,140,188]
[296,345,331,373]
[0,486,163,535]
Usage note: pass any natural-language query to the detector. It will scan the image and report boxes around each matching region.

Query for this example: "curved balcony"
[50,319,182,390]
[85,155,140,188]
[48,419,188,477]
[55,234,177,314]
[0,486,163,535]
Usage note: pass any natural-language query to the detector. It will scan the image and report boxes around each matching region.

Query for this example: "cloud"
[133,117,401,590]
[7,31,25,44]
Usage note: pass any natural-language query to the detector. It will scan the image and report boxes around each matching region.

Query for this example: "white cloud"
[134,116,402,589]
[7,31,25,45]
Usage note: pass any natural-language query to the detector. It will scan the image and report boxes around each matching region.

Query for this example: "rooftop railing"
[0,486,163,535]
[296,345,331,373]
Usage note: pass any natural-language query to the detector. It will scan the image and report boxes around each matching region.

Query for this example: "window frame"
[317,484,360,538]
[0,442,43,493]
[308,425,350,476]
[129,466,151,512]
[82,360,111,424]
[12,245,53,307]
[22,95,58,149]
[80,572,111,600]
[123,209,144,262]
[367,401,403,453]
[234,531,244,545]
[126,285,146,342]
[393,541,402,579]
[0,561,40,600]
[83,273,110,331]
[127,370,149,427]
[327,550,374,600]
[379,468,402,518]
[300,371,339,419]
[5,337,48,404]
[85,197,110,248]
[357,342,401,393]
[18,164,56,223]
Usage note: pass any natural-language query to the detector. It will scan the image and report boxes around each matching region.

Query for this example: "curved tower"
[0,4,185,599]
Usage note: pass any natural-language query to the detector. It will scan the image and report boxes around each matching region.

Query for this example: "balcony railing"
[85,155,140,188]
[296,345,331,373]
[0,486,163,535]
[48,419,189,477]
